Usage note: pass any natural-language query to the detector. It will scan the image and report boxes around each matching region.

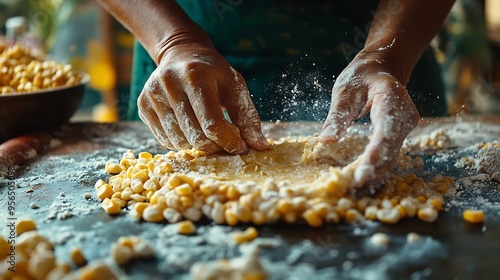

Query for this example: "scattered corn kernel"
[70,247,87,266]
[16,218,37,236]
[231,227,259,244]
[177,220,197,235]
[463,209,485,224]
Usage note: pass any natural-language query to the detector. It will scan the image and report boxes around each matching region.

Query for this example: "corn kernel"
[377,208,400,224]
[463,209,485,224]
[139,151,153,160]
[345,209,363,223]
[142,205,164,222]
[70,247,87,266]
[231,227,258,244]
[101,198,121,215]
[96,184,114,201]
[163,208,183,223]
[16,219,37,236]
[417,207,438,223]
[175,183,193,196]
[178,220,196,235]
[225,209,239,226]
[105,162,122,175]
[303,209,323,227]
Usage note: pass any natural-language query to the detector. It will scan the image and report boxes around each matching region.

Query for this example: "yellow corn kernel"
[105,162,122,175]
[133,202,150,215]
[155,162,173,175]
[94,179,107,190]
[325,211,340,223]
[70,247,87,266]
[163,208,183,223]
[251,211,266,225]
[142,205,164,222]
[46,263,72,280]
[400,197,418,218]
[225,209,239,226]
[417,195,427,204]
[356,197,371,213]
[16,219,37,236]
[395,205,406,218]
[463,210,485,224]
[277,198,294,214]
[303,209,323,227]
[131,169,149,183]
[111,191,122,199]
[200,183,215,196]
[27,250,56,279]
[168,174,183,189]
[130,193,148,202]
[96,184,114,201]
[101,198,121,215]
[417,207,438,223]
[427,197,443,211]
[178,173,195,187]
[345,209,363,223]
[364,205,378,220]
[177,220,196,235]
[139,151,153,160]
[175,183,193,196]
[180,196,193,208]
[131,179,144,193]
[121,187,134,201]
[110,244,133,265]
[79,263,121,280]
[231,227,258,244]
[0,236,9,261]
[227,186,241,200]
[111,197,127,209]
[377,208,401,224]
[233,204,252,223]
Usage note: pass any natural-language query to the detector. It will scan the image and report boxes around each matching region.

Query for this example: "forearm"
[363,0,455,85]
[96,0,212,64]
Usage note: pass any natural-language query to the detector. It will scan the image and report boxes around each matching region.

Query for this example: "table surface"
[1,117,500,280]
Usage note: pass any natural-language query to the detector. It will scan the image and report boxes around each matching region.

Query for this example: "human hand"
[319,52,420,189]
[137,43,270,154]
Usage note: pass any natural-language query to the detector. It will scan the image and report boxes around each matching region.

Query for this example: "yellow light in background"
[486,0,500,43]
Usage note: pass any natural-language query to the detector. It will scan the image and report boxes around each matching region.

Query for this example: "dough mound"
[477,142,500,182]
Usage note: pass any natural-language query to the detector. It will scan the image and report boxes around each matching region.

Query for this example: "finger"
[137,92,174,149]
[353,86,419,187]
[222,68,270,151]
[319,83,368,143]
[182,67,249,154]
[158,70,223,154]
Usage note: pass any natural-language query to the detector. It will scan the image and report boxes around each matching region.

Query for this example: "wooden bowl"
[0,73,89,142]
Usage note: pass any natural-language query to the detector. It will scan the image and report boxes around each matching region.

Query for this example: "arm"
[96,0,270,154]
[320,0,455,187]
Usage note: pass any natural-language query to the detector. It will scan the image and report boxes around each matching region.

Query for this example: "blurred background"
[1,0,499,122]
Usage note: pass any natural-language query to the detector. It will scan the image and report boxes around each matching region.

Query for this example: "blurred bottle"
[5,16,42,52]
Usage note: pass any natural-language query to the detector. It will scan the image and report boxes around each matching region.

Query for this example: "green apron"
[127,0,447,121]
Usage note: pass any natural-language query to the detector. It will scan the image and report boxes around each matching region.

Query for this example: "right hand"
[137,43,270,154]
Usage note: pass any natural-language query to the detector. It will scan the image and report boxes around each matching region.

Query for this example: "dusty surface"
[1,117,500,279]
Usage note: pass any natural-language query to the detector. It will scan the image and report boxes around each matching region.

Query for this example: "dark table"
[1,117,500,280]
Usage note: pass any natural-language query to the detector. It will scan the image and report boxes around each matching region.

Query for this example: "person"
[96,0,455,188]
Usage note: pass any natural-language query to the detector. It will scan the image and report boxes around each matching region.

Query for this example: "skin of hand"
[96,0,270,154]
[319,0,456,188]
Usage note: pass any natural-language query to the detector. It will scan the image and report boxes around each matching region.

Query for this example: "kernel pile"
[0,44,82,95]
[95,138,453,226]
[0,219,153,280]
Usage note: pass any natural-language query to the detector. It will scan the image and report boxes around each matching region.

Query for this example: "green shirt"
[127,0,446,121]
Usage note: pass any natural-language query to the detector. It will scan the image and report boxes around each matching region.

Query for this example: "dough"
[477,142,500,182]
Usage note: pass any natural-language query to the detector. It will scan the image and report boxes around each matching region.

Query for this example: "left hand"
[319,51,420,188]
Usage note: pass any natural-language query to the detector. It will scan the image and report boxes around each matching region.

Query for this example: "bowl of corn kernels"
[0,44,89,142]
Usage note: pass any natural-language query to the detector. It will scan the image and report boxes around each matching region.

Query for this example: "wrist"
[354,48,410,86]
[155,29,214,65]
